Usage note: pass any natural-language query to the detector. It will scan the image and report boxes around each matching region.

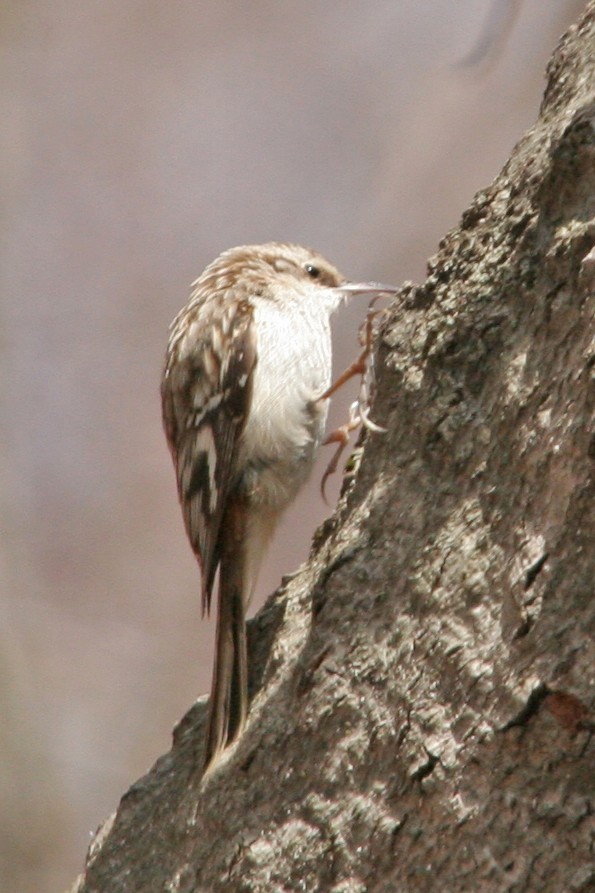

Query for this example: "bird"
[161,242,394,773]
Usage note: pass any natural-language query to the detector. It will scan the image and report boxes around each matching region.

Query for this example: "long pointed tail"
[202,501,248,774]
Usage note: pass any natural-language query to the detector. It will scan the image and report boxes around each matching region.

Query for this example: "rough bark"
[70,5,595,892]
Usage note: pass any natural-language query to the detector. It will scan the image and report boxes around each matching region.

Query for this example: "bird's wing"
[161,295,257,614]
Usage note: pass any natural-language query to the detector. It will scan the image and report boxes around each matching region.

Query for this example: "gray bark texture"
[70,6,595,892]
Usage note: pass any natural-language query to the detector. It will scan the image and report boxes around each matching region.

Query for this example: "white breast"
[238,295,333,508]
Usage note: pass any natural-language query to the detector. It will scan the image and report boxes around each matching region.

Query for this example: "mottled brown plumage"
[161,242,393,772]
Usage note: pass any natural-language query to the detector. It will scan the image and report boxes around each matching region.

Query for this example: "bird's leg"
[320,298,387,496]
[319,352,368,402]
[321,401,362,501]
[321,297,384,406]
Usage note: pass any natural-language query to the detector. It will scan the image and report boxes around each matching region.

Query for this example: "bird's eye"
[305,264,321,279]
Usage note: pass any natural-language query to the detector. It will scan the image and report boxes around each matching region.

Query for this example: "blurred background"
[1,1,586,889]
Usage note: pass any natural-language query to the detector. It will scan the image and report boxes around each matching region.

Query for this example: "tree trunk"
[70,5,595,891]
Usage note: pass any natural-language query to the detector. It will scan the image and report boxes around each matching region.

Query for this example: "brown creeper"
[161,242,394,772]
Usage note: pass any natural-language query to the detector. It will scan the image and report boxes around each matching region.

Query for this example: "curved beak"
[337,281,397,299]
